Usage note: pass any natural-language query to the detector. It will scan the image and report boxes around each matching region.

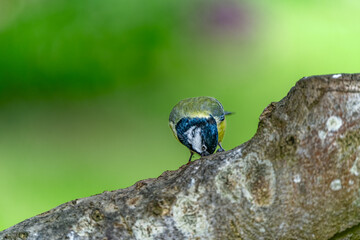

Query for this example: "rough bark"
[2,73,360,240]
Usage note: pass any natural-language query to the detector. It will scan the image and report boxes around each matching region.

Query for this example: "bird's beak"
[201,152,211,157]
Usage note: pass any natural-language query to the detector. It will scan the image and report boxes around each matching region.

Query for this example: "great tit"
[169,96,231,162]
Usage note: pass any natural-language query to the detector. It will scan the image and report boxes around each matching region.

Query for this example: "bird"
[169,96,231,162]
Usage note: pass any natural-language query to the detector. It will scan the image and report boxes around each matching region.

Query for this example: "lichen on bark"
[2,73,360,240]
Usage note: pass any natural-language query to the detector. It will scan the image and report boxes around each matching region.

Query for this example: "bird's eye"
[202,145,207,151]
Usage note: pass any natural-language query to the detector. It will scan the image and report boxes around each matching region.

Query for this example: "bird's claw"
[217,148,225,153]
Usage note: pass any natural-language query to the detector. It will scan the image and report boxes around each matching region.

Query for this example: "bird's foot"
[217,142,225,152]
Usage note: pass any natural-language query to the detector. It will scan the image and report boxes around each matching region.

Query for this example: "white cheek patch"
[192,128,203,153]
[185,126,196,142]
[185,127,203,153]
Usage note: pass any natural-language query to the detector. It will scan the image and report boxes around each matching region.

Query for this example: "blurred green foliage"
[1,0,360,230]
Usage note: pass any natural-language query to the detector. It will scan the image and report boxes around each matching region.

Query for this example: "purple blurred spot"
[200,1,253,35]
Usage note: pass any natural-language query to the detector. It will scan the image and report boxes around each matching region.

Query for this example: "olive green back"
[169,96,225,124]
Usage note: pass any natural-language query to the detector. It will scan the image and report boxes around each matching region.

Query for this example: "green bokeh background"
[1,0,360,230]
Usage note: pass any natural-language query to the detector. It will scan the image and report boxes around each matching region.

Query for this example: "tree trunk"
[2,73,360,240]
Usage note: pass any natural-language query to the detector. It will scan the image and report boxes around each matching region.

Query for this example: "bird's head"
[175,115,218,156]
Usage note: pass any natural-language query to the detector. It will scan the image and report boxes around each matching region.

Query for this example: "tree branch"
[2,73,360,240]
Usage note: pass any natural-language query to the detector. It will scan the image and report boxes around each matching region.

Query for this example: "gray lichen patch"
[103,202,119,213]
[215,153,276,207]
[171,186,211,239]
[293,174,301,183]
[347,96,360,116]
[318,130,327,141]
[215,161,249,204]
[69,215,98,238]
[326,116,343,132]
[132,218,166,240]
[330,179,342,191]
[350,156,360,176]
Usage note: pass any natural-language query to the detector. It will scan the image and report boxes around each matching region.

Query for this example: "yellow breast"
[217,119,226,143]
